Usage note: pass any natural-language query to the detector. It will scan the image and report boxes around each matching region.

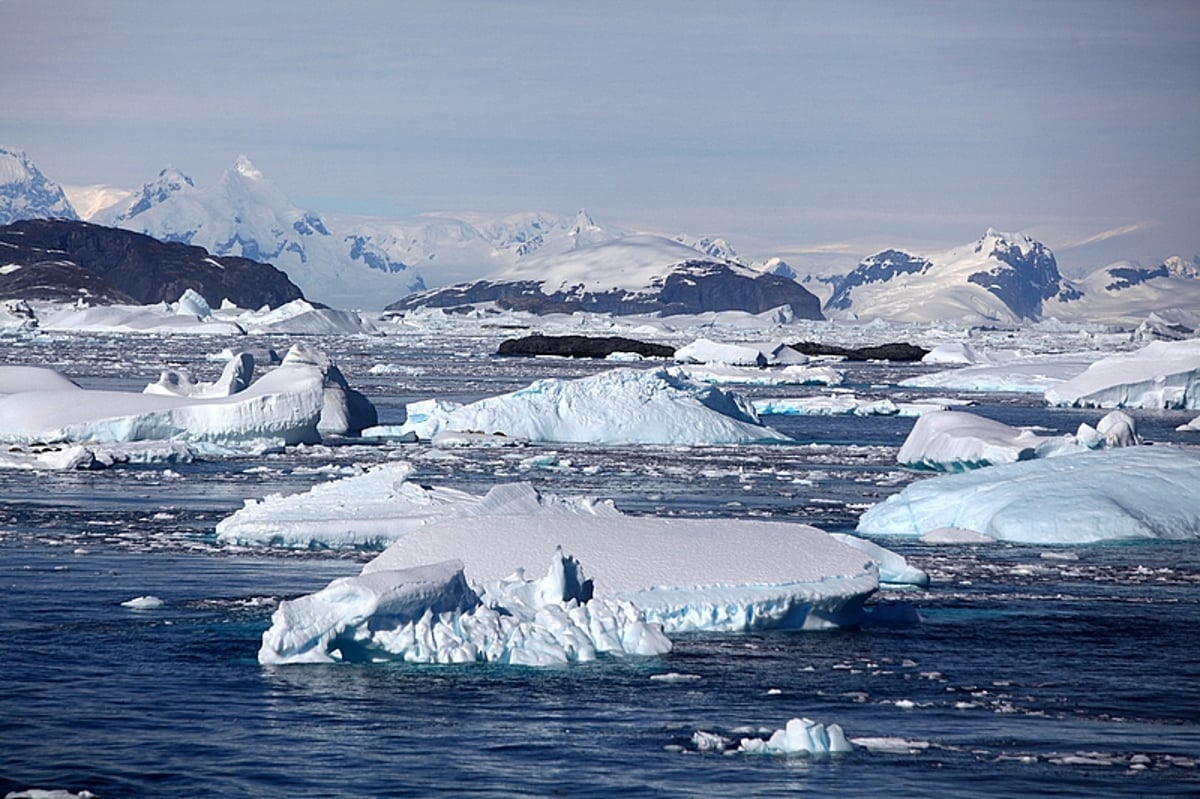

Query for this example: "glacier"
[857,446,1200,543]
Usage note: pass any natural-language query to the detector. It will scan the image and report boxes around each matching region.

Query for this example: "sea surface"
[2,329,1199,798]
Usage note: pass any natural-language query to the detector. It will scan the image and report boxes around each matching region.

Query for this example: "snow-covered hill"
[0,145,79,225]
[389,234,824,319]
[824,229,1079,323]
[1047,255,1200,327]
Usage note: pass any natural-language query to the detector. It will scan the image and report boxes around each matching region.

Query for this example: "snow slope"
[0,145,79,224]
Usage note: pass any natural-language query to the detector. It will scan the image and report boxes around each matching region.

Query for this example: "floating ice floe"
[673,338,809,367]
[736,718,854,757]
[677,363,844,387]
[1044,339,1200,410]
[120,595,165,610]
[753,394,952,417]
[857,446,1200,543]
[1179,415,1200,432]
[902,353,1100,393]
[388,366,790,445]
[216,464,617,549]
[0,345,375,451]
[896,409,1139,471]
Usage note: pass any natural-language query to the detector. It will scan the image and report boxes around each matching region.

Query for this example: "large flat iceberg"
[1045,339,1200,410]
[392,366,790,445]
[857,446,1200,543]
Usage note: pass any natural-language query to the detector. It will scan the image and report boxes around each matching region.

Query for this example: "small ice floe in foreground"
[391,366,790,445]
[1045,339,1200,410]
[120,595,165,610]
[858,447,1200,544]
[896,409,1139,471]
[690,718,853,757]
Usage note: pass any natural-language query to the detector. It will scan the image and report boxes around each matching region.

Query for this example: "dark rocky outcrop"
[498,334,675,359]
[0,259,137,305]
[789,342,930,361]
[0,218,305,309]
[389,260,824,319]
[825,250,931,312]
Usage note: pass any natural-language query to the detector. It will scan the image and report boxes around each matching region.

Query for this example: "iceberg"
[677,362,844,387]
[736,717,854,757]
[895,409,1138,471]
[394,366,790,445]
[144,352,255,398]
[1045,339,1200,410]
[362,510,878,633]
[901,353,1100,393]
[828,533,929,587]
[753,394,950,417]
[857,447,1200,543]
[216,465,617,549]
[259,551,672,666]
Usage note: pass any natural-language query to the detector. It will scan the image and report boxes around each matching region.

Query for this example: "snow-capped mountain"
[825,229,1078,323]
[92,157,426,310]
[388,234,824,319]
[0,145,79,225]
[1047,255,1200,326]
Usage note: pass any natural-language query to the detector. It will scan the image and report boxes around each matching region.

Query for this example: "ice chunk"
[898,409,1139,471]
[674,338,769,366]
[1045,339,1200,410]
[279,344,378,436]
[120,595,164,610]
[258,551,672,666]
[144,352,255,398]
[829,533,929,587]
[858,447,1200,543]
[395,366,789,445]
[736,717,854,756]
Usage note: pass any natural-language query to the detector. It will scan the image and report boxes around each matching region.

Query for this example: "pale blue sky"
[2,0,1197,274]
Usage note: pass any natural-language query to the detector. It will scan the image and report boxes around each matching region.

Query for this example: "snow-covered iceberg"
[259,549,672,666]
[216,464,618,549]
[0,345,376,448]
[1045,339,1200,410]
[753,394,951,417]
[896,409,1138,471]
[901,353,1099,393]
[393,366,790,445]
[857,446,1200,543]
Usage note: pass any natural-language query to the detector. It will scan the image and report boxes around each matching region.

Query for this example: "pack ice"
[386,366,790,445]
[857,446,1200,543]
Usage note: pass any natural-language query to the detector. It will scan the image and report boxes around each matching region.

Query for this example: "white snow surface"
[902,353,1100,393]
[216,464,618,549]
[362,504,878,633]
[1044,339,1200,410]
[395,366,790,445]
[857,446,1200,543]
[753,394,950,417]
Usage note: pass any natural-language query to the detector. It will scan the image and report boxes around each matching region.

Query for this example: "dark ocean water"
[2,335,1199,797]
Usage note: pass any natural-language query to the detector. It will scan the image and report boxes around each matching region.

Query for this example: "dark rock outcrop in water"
[498,334,675,359]
[789,342,930,361]
[0,218,305,309]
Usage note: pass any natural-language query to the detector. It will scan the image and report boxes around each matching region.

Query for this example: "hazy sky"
[3,0,1198,274]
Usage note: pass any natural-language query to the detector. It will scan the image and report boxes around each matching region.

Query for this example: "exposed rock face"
[788,342,930,361]
[0,219,305,308]
[497,334,675,359]
[390,260,824,319]
[0,259,136,305]
[965,233,1079,318]
[825,250,931,312]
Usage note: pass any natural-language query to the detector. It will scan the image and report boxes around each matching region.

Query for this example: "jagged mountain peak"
[232,155,264,181]
[0,145,79,224]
